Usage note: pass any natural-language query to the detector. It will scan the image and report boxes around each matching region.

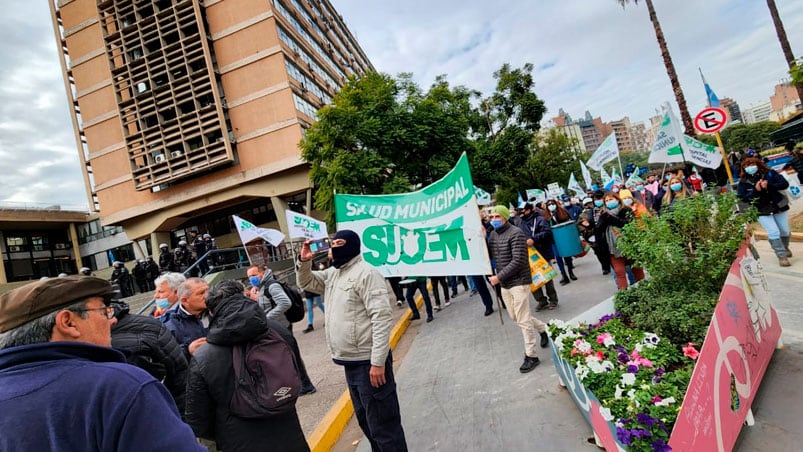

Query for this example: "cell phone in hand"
[309,238,330,253]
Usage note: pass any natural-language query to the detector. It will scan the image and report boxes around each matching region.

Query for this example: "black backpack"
[260,277,306,323]
[230,329,301,418]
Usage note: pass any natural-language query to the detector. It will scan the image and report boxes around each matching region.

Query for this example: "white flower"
[549,319,569,330]
[599,406,614,421]
[575,364,590,381]
[642,333,660,348]
[634,342,644,352]
[603,336,616,347]
[655,396,676,407]
[587,359,606,374]
[615,385,623,399]
[601,360,615,372]
[627,388,637,401]
[621,373,636,386]
[575,340,592,353]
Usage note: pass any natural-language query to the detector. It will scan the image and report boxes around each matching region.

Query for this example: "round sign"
[694,107,727,134]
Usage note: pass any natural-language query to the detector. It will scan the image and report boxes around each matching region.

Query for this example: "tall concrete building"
[609,117,636,153]
[719,97,742,123]
[769,81,802,122]
[743,101,772,124]
[49,0,372,253]
[552,109,610,153]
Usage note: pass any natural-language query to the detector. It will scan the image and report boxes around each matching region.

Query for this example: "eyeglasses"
[72,306,115,319]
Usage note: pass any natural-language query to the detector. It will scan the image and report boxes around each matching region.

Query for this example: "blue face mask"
[744,165,758,175]
[490,219,504,229]
[594,200,604,208]
[623,198,634,206]
[248,275,261,287]
[670,183,683,192]
[635,185,644,191]
[606,200,620,210]
[665,175,671,181]
[155,298,170,310]
[547,205,557,212]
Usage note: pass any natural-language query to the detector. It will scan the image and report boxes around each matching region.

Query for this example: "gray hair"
[0,300,89,350]
[154,272,186,292]
[177,277,206,300]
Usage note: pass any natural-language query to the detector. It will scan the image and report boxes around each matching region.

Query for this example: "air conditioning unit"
[8,246,22,252]
[154,154,166,163]
[54,243,68,250]
[170,150,183,158]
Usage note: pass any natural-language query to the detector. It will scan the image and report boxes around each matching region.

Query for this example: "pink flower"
[683,343,699,360]
[652,395,662,404]
[597,333,612,344]
[629,350,654,368]
[596,351,605,360]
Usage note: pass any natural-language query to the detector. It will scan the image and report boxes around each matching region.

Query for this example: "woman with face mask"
[544,200,577,284]
[737,157,792,267]
[660,175,690,216]
[597,192,645,290]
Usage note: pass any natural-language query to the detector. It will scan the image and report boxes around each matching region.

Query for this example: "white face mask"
[547,205,557,212]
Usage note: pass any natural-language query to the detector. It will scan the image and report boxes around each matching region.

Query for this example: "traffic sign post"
[694,107,727,134]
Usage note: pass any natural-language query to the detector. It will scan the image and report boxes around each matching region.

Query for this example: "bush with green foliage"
[613,192,755,345]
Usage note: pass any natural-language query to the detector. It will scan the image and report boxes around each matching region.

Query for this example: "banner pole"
[715,131,735,186]
[617,154,625,182]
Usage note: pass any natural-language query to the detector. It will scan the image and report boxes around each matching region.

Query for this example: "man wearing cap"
[297,230,407,451]
[487,205,549,373]
[0,276,203,451]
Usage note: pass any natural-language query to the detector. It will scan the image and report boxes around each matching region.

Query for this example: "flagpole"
[617,155,625,182]
[700,68,735,187]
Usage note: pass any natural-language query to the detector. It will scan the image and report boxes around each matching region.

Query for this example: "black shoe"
[302,325,314,333]
[519,356,540,373]
[426,316,434,323]
[484,308,494,316]
[602,270,611,275]
[470,290,478,297]
[559,276,570,286]
[300,385,317,395]
[547,302,559,310]
[451,292,458,298]
[540,331,549,348]
[568,271,577,281]
[535,301,549,312]
[410,313,421,320]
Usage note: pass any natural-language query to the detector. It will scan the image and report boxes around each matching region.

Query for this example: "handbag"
[528,246,557,291]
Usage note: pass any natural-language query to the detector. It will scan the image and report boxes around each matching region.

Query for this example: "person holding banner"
[544,199,577,284]
[737,157,793,267]
[488,205,550,373]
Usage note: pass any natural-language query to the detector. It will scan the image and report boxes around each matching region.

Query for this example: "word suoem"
[344,178,470,221]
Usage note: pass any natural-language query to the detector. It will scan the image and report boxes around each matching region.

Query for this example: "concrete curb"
[307,294,424,451]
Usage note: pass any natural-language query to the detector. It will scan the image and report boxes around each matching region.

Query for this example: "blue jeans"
[469,275,493,311]
[344,352,408,452]
[305,295,324,325]
[757,211,790,240]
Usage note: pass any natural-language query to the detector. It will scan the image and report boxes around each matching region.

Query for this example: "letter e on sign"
[694,107,727,134]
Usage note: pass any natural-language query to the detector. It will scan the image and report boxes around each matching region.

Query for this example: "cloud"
[2,1,802,207]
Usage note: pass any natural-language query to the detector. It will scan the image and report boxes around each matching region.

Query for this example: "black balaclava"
[331,229,361,268]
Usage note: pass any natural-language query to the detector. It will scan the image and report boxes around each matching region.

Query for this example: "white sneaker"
[444,300,451,307]
[396,300,403,307]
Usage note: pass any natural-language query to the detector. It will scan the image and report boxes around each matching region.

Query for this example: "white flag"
[474,185,491,206]
[285,210,329,240]
[625,171,645,188]
[567,173,584,195]
[683,135,723,169]
[580,160,593,190]
[600,166,612,187]
[232,215,285,246]
[611,167,623,185]
[586,133,619,171]
[649,104,688,165]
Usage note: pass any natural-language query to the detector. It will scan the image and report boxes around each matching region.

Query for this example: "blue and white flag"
[517,192,526,208]
[611,167,623,186]
[233,215,285,246]
[700,70,720,108]
[600,166,612,189]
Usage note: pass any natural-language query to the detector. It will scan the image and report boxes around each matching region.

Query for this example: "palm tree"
[766,0,803,103]
[617,0,695,136]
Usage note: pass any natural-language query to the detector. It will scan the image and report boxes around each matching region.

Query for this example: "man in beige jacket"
[297,229,407,451]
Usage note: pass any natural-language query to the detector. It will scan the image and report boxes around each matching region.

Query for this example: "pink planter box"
[550,244,782,451]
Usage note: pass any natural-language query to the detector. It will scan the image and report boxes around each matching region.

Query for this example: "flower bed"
[548,244,782,452]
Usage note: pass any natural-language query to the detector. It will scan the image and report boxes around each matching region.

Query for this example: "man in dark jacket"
[163,277,210,359]
[110,261,133,297]
[0,276,203,451]
[159,243,176,272]
[131,259,149,294]
[186,280,309,452]
[145,256,161,290]
[111,301,188,411]
[517,203,560,311]
[487,205,549,373]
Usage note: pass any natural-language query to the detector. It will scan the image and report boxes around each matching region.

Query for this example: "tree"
[300,72,473,226]
[719,121,781,152]
[767,0,803,102]
[617,0,695,136]
[468,63,547,205]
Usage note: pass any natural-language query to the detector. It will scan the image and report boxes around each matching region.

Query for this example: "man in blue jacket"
[0,276,203,451]
[163,277,210,359]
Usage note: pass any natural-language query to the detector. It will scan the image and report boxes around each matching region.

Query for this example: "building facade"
[743,101,772,124]
[49,0,372,254]
[609,117,636,153]
[719,97,742,123]
[552,109,610,153]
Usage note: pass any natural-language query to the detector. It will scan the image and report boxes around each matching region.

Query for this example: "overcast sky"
[1,1,802,209]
